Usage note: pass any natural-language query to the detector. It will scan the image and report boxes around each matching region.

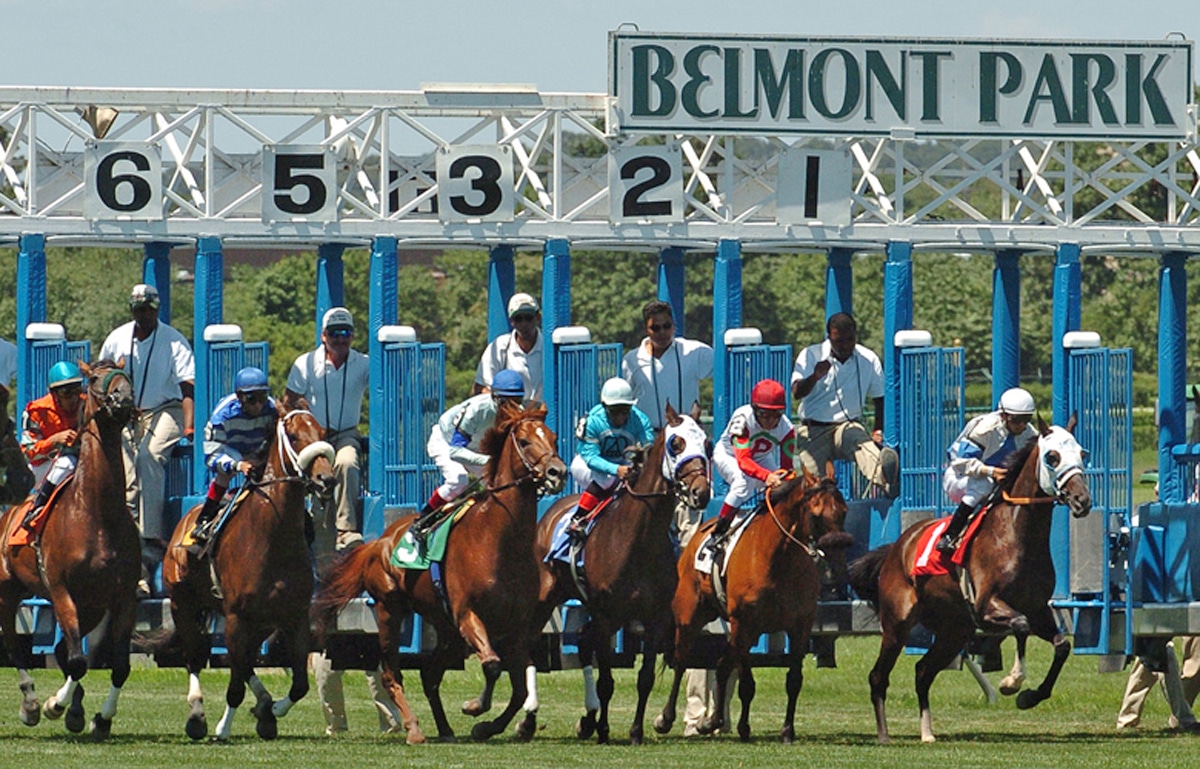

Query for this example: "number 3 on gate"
[608,145,683,224]
[262,145,339,222]
[435,146,514,223]
[84,142,163,221]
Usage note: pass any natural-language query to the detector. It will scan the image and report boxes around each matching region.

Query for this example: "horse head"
[272,407,337,501]
[661,402,711,510]
[1035,414,1092,519]
[485,400,566,495]
[79,359,135,427]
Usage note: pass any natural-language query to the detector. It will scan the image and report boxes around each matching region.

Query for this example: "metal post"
[713,239,743,436]
[657,247,686,338]
[143,242,173,322]
[191,236,224,492]
[825,247,854,320]
[541,238,571,431]
[991,249,1022,406]
[316,243,346,348]
[15,234,47,418]
[369,236,399,496]
[487,245,516,343]
[882,241,913,447]
[1157,252,1188,504]
[1052,243,1082,426]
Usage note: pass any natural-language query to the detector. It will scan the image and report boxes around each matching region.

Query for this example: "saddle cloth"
[389,497,476,570]
[543,495,617,566]
[910,505,991,578]
[7,477,73,547]
[692,510,755,577]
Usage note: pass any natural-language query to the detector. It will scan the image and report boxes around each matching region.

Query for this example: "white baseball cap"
[507,293,539,317]
[322,307,354,332]
[129,283,160,308]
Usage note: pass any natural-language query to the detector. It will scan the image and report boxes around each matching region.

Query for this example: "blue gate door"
[898,345,965,518]
[552,335,622,499]
[18,324,91,417]
[1061,344,1133,656]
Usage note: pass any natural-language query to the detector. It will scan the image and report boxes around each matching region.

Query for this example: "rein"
[764,478,819,557]
[1000,489,1060,507]
[483,419,553,496]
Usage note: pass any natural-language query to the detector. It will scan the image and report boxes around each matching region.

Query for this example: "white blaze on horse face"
[1037,426,1086,496]
[662,416,709,480]
[535,426,546,440]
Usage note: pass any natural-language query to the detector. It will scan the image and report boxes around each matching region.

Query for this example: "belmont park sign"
[609,32,1195,140]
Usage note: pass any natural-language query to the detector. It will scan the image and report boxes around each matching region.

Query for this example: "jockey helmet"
[999,387,1035,417]
[48,361,84,390]
[491,369,525,398]
[234,366,270,393]
[600,377,637,407]
[750,379,786,411]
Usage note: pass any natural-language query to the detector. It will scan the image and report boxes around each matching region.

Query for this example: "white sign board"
[776,148,852,226]
[84,142,163,220]
[435,145,515,223]
[608,144,684,223]
[610,32,1195,140]
[262,145,339,222]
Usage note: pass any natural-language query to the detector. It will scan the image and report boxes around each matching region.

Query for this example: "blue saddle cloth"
[545,514,595,566]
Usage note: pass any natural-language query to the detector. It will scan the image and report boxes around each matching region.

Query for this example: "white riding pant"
[942,466,995,507]
[569,454,618,492]
[37,454,78,487]
[714,445,770,509]
[428,429,484,501]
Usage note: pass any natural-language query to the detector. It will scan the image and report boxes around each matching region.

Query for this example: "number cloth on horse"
[390,497,478,569]
[910,506,992,577]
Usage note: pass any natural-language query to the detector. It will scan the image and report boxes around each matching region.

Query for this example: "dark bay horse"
[848,416,1091,744]
[313,401,566,743]
[0,359,137,738]
[655,467,851,742]
[520,403,711,745]
[159,406,336,741]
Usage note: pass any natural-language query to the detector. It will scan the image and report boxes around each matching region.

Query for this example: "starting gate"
[549,326,621,498]
[17,323,90,417]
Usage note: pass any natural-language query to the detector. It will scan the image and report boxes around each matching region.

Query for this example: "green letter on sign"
[632,45,676,117]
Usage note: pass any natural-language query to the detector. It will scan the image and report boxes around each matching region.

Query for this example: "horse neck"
[72,417,128,523]
[591,436,674,561]
[992,446,1053,550]
[258,441,309,531]
[761,481,814,551]
[486,431,540,537]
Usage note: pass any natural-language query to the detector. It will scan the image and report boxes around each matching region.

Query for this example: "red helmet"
[750,379,786,410]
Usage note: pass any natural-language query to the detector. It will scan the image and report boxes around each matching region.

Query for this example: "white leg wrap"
[272,696,294,718]
[55,677,77,705]
[187,673,204,706]
[581,666,600,712]
[215,705,237,740]
[521,665,539,713]
[100,685,122,720]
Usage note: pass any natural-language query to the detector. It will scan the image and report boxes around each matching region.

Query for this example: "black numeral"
[621,155,672,217]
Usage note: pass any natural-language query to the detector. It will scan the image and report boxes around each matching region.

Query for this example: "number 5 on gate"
[261,145,339,223]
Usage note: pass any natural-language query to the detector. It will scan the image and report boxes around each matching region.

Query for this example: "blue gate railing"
[552,339,622,497]
[898,345,964,515]
[375,339,445,511]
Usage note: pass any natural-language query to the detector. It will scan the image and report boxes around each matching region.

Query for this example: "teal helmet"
[48,361,84,390]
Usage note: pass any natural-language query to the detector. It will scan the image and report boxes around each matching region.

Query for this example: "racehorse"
[0,359,137,738]
[848,415,1091,744]
[313,400,566,743]
[158,406,336,741]
[519,402,711,745]
[654,466,851,742]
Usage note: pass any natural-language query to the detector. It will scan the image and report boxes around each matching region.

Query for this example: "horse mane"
[479,399,546,485]
[995,436,1039,494]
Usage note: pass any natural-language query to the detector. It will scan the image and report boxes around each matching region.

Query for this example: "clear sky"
[5,0,1198,93]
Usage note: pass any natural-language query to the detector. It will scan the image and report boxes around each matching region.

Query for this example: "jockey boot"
[565,484,605,539]
[189,487,226,547]
[936,501,975,553]
[410,490,449,546]
[21,480,58,529]
[705,506,737,554]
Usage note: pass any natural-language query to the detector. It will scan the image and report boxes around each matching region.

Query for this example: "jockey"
[707,379,796,553]
[563,377,656,538]
[936,387,1037,552]
[188,367,278,549]
[19,361,85,521]
[410,369,526,545]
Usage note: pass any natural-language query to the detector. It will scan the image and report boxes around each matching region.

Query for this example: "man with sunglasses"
[621,300,713,432]
[936,387,1037,553]
[186,367,278,550]
[18,361,85,524]
[474,292,543,402]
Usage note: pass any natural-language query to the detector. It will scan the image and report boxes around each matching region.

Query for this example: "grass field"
[0,636,1194,768]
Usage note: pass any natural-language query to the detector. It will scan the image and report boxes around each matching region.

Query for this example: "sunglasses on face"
[326,329,353,340]
[648,321,674,332]
[240,393,267,404]
[511,313,536,323]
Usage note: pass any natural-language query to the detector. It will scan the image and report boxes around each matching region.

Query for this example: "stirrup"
[935,534,956,553]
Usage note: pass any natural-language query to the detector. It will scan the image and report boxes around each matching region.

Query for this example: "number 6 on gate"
[84,142,163,221]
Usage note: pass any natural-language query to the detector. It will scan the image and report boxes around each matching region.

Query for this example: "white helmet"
[999,387,1035,416]
[600,377,637,406]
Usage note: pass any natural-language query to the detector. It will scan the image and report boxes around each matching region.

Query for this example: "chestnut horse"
[313,401,566,743]
[654,467,851,742]
[0,359,137,738]
[159,406,336,741]
[520,403,712,744]
[848,416,1091,744]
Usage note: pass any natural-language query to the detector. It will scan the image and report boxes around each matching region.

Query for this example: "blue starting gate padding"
[551,342,622,497]
[374,340,445,512]
[897,346,964,515]
[1062,346,1133,655]
[21,338,91,409]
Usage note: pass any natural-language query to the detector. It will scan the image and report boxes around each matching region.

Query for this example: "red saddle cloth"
[910,506,990,577]
[7,482,71,547]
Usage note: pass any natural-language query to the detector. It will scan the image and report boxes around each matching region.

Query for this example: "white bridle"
[276,410,335,476]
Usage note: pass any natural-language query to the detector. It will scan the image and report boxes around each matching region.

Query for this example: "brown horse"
[159,406,336,741]
[0,359,137,738]
[313,400,566,743]
[519,403,712,745]
[848,415,1092,744]
[654,467,851,742]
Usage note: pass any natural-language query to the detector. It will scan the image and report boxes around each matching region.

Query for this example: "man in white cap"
[473,292,543,402]
[100,283,195,594]
[283,306,400,736]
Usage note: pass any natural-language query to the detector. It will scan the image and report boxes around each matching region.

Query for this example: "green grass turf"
[0,635,1194,768]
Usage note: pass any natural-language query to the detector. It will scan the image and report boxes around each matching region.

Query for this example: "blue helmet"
[48,361,83,390]
[491,369,525,398]
[234,366,270,393]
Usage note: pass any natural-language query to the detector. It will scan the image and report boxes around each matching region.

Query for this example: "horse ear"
[664,401,681,427]
[1037,413,1051,436]
[689,400,702,423]
[79,360,94,377]
[114,356,126,370]
[823,459,836,480]
[1065,411,1078,434]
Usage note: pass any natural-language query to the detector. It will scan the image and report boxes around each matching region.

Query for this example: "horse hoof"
[629,724,644,745]
[470,721,497,742]
[43,697,64,720]
[186,713,208,741]
[596,725,610,744]
[652,714,673,735]
[405,728,427,745]
[738,723,751,742]
[254,706,278,740]
[515,715,536,742]
[461,698,487,717]
[921,733,937,744]
[999,676,1026,696]
[64,686,86,734]
[697,717,718,736]
[90,714,112,739]
[576,711,597,739]
[435,732,457,743]
[780,725,794,744]
[1016,690,1044,710]
[20,700,41,727]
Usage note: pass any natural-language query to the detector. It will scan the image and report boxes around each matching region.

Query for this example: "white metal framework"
[1,86,1199,250]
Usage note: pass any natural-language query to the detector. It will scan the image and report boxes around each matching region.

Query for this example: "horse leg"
[999,634,1029,695]
[375,602,427,744]
[247,673,278,740]
[573,619,601,739]
[43,639,86,733]
[214,615,250,741]
[699,640,738,736]
[780,627,812,744]
[586,618,614,744]
[419,642,458,741]
[724,620,756,742]
[868,617,911,745]
[459,610,500,718]
[0,595,41,726]
[471,657,530,742]
[90,599,136,739]
[175,599,210,740]
[515,663,539,741]
[264,622,310,720]
[630,620,666,745]
[913,629,972,743]
[1015,607,1072,710]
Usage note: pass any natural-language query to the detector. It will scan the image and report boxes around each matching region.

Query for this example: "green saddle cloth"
[388,497,476,570]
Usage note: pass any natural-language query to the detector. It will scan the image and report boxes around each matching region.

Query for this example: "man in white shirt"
[473,292,544,402]
[621,300,714,431]
[100,284,196,552]
[790,312,898,498]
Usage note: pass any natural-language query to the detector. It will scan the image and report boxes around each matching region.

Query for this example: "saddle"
[178,487,252,559]
[7,477,73,548]
[390,496,478,570]
[911,503,993,578]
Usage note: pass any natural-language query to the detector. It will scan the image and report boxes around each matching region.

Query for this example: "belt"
[803,419,845,427]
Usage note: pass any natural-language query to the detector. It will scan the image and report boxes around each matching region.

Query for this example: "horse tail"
[132,625,178,655]
[847,545,889,607]
[311,542,376,645]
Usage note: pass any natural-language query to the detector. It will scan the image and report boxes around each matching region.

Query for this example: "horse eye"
[667,435,684,457]
[1045,450,1060,469]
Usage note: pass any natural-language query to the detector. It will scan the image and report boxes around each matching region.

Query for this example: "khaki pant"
[310,653,403,735]
[796,420,887,486]
[1117,637,1200,729]
[123,402,184,541]
[311,429,361,544]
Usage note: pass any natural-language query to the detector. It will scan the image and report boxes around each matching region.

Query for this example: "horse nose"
[317,473,338,500]
[691,485,711,509]
[545,460,566,493]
